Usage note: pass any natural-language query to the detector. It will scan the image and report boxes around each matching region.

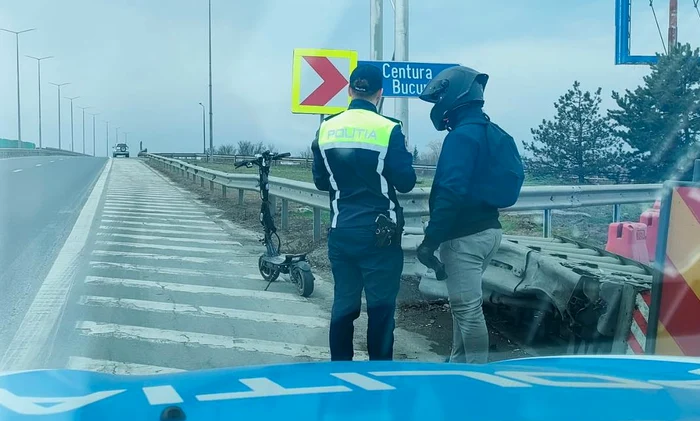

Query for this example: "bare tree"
[237,140,254,156]
[299,146,313,159]
[421,139,443,165]
[266,142,279,154]
[216,144,236,155]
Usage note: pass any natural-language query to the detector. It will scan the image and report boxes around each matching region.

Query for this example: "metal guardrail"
[0,147,87,159]
[145,153,662,238]
[153,152,438,171]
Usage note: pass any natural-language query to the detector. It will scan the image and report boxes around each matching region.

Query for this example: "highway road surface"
[0,155,106,359]
[0,158,438,374]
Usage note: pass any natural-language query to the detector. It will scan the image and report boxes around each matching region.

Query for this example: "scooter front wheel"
[258,255,280,282]
[291,265,314,297]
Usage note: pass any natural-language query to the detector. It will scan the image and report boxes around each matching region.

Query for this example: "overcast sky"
[1,0,698,156]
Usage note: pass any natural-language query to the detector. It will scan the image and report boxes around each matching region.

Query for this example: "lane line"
[12,169,22,173]
[75,321,332,360]
[67,356,184,375]
[98,225,229,237]
[100,214,217,225]
[104,204,206,216]
[89,261,258,278]
[50,160,55,163]
[100,219,224,232]
[84,276,308,302]
[96,232,242,245]
[0,160,112,370]
[78,295,329,328]
[102,210,209,221]
[35,163,42,167]
[103,206,205,216]
[91,250,242,264]
[94,240,248,254]
[104,201,200,210]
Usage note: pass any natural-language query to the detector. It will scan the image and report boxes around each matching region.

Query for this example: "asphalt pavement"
[0,155,106,357]
[1,158,439,374]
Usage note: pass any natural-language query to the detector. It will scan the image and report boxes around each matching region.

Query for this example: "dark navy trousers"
[328,226,403,361]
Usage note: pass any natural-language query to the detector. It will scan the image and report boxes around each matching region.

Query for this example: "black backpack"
[459,115,524,208]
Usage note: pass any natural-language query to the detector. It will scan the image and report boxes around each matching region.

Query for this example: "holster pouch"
[375,214,398,248]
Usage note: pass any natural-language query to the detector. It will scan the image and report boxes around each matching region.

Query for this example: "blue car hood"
[1,355,699,420]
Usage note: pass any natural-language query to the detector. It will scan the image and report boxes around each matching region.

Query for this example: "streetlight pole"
[89,112,99,157]
[48,82,69,149]
[208,0,214,161]
[77,105,92,154]
[115,127,120,148]
[64,96,80,152]
[394,0,409,147]
[26,55,53,149]
[0,27,36,147]
[198,102,206,155]
[105,121,110,157]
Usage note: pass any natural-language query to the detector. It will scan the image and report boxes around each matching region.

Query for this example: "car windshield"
[0,0,699,417]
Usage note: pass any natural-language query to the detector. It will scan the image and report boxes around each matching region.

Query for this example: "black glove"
[416,242,447,281]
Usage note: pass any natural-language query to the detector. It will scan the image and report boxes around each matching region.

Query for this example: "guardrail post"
[238,189,244,205]
[612,204,622,223]
[281,199,289,230]
[313,207,321,242]
[542,209,552,238]
[200,177,204,188]
[222,185,227,198]
[269,196,277,216]
[209,180,214,191]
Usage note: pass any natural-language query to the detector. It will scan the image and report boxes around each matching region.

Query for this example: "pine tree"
[523,81,622,183]
[412,145,419,163]
[609,43,700,182]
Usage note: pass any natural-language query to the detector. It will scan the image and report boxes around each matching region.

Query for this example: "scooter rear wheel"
[258,255,280,282]
[291,265,314,297]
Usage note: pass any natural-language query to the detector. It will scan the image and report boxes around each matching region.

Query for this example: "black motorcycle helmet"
[419,66,489,131]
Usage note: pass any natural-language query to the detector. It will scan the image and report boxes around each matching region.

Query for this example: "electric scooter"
[234,151,315,297]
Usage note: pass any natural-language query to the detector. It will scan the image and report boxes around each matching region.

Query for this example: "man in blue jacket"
[312,65,416,361]
[417,66,503,364]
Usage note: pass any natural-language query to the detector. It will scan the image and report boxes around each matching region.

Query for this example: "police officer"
[416,66,504,364]
[312,64,416,361]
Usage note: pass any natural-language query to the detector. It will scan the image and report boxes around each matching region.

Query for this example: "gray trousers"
[439,228,502,364]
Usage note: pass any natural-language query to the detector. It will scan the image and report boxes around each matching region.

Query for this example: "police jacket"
[312,99,416,230]
[423,105,501,249]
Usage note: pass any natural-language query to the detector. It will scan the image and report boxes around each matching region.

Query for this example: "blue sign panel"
[358,60,459,98]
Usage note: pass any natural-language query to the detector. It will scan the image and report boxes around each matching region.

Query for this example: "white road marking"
[79,295,329,328]
[98,225,229,237]
[91,249,238,264]
[67,356,184,375]
[95,240,244,254]
[103,206,205,216]
[107,191,177,198]
[103,210,208,221]
[35,163,42,167]
[143,386,183,405]
[0,160,112,371]
[12,169,22,173]
[104,201,200,210]
[84,276,308,302]
[89,261,257,278]
[100,213,217,225]
[50,160,55,163]
[75,321,333,360]
[100,219,223,231]
[96,232,241,245]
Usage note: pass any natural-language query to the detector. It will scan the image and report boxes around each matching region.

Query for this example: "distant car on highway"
[113,143,129,158]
